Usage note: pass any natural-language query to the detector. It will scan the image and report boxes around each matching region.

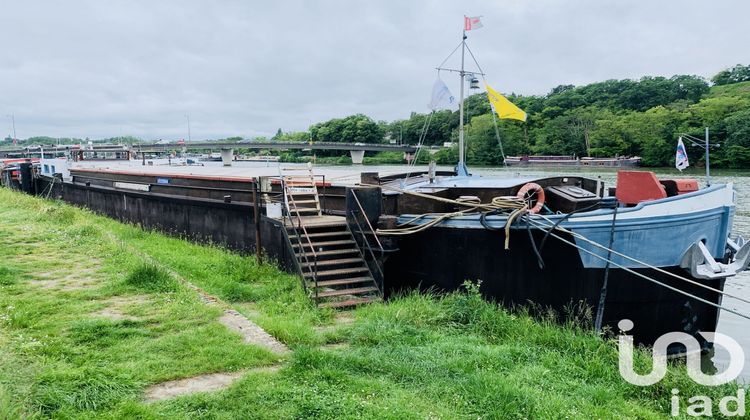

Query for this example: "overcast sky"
[1,0,748,140]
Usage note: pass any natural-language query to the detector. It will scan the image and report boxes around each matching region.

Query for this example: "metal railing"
[347,189,385,294]
[281,177,319,300]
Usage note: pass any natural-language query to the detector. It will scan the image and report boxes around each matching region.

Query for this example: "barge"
[505,155,641,167]
[2,159,747,350]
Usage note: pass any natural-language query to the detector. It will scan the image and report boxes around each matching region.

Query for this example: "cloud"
[1,0,748,139]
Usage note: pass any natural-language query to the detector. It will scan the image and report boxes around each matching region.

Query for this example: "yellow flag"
[485,83,527,122]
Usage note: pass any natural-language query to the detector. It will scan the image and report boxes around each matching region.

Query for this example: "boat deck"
[71,160,414,187]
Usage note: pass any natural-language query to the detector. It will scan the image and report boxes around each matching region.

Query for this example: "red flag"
[464,16,483,31]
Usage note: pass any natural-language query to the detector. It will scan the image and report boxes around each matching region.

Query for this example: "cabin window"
[43,164,49,173]
[51,165,56,173]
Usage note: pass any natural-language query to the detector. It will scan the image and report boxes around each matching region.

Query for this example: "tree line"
[273,64,750,168]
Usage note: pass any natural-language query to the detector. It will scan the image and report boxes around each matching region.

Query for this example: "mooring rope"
[524,217,750,322]
[374,184,527,246]
[372,183,526,213]
[531,213,750,307]
[403,111,435,185]
[594,205,618,331]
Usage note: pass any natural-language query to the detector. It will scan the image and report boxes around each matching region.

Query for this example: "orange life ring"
[516,182,545,214]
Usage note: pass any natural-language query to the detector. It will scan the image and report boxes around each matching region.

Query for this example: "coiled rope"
[374,184,527,248]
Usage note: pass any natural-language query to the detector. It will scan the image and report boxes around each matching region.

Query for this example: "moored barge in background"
[505,155,641,167]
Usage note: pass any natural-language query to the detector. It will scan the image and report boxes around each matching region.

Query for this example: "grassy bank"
[0,188,745,418]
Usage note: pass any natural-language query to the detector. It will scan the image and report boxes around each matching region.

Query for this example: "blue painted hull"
[569,207,733,269]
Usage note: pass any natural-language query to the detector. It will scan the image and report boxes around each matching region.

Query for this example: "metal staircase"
[281,166,382,308]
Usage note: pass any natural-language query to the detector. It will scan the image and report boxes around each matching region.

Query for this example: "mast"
[435,16,483,176]
[457,26,468,176]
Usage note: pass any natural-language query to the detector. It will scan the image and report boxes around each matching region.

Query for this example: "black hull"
[384,226,724,348]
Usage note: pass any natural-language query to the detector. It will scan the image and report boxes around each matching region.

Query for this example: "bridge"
[0,141,419,163]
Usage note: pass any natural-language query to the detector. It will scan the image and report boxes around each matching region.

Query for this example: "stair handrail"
[348,189,385,294]
[281,177,319,299]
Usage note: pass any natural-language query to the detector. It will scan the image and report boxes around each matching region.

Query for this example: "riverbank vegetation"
[291,65,750,168]
[0,188,747,418]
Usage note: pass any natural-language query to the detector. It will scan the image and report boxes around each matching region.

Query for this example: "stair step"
[284,176,315,185]
[316,286,379,298]
[308,222,347,229]
[293,239,355,248]
[289,199,319,205]
[299,221,348,229]
[289,208,320,214]
[312,277,374,287]
[284,182,316,186]
[302,231,350,239]
[318,296,382,309]
[286,223,348,233]
[301,258,364,268]
[308,248,359,258]
[304,266,368,278]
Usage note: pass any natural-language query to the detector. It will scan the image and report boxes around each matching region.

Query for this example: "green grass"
[123,265,179,293]
[707,80,750,99]
[0,187,747,418]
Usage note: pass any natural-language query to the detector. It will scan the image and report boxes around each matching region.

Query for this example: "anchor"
[680,236,750,280]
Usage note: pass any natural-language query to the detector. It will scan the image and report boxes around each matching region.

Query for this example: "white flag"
[464,16,483,31]
[429,78,455,110]
[675,137,689,171]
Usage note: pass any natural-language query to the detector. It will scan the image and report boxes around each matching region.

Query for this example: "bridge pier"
[221,148,233,166]
[350,150,365,164]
